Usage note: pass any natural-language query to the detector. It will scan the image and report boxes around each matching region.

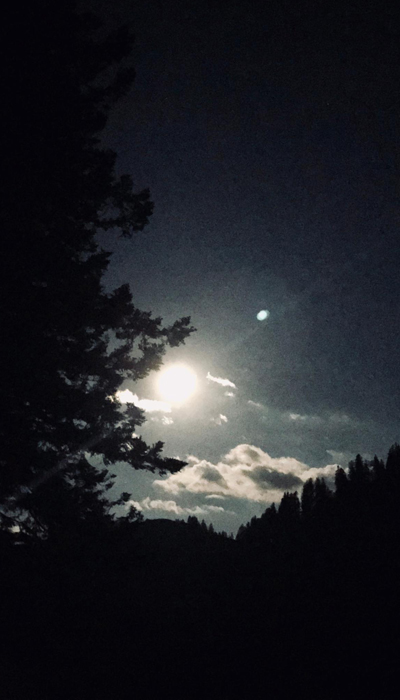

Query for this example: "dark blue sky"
[88,0,400,531]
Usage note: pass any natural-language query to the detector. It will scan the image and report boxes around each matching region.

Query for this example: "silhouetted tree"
[1,1,194,531]
[260,502,278,531]
[278,491,301,523]
[386,443,400,487]
[348,453,370,486]
[314,477,333,518]
[372,454,385,481]
[187,515,200,529]
[334,466,349,497]
[301,478,315,522]
[200,519,209,534]
[236,523,247,541]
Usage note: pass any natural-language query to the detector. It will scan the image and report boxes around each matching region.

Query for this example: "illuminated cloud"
[300,463,340,480]
[206,372,236,389]
[225,391,235,398]
[154,444,338,504]
[133,397,172,413]
[211,414,228,425]
[116,389,171,413]
[128,497,226,516]
[115,389,136,404]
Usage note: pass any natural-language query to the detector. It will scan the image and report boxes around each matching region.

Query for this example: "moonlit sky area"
[158,365,197,403]
[86,0,400,532]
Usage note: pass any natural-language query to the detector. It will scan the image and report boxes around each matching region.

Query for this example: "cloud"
[201,466,226,484]
[138,398,172,413]
[206,372,236,389]
[116,389,171,413]
[289,413,307,421]
[154,444,338,504]
[115,389,136,404]
[288,412,322,424]
[246,466,303,490]
[326,449,352,465]
[285,410,359,431]
[149,415,173,424]
[225,391,235,397]
[248,400,265,410]
[301,464,339,480]
[128,497,226,516]
[211,414,228,425]
[328,413,353,425]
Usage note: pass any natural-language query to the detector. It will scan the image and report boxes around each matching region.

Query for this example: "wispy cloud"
[206,372,236,389]
[211,414,228,426]
[128,497,227,516]
[326,449,352,465]
[154,444,338,504]
[328,412,353,425]
[116,389,171,413]
[326,448,369,465]
[286,411,357,427]
[248,400,265,410]
[225,391,235,398]
[288,412,322,424]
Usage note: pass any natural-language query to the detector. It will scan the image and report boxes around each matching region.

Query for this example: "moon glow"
[158,365,197,403]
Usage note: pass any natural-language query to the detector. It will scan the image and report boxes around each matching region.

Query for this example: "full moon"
[158,365,197,403]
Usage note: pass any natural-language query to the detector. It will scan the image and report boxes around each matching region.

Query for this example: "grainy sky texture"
[86,0,400,532]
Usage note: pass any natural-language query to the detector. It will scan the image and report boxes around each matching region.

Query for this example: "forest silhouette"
[1,2,399,698]
[2,446,400,698]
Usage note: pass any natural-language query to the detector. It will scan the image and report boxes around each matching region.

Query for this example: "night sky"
[88,0,400,532]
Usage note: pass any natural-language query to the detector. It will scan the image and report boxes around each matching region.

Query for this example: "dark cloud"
[201,466,226,485]
[246,466,303,491]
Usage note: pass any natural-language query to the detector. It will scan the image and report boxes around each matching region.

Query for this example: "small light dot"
[257,309,269,321]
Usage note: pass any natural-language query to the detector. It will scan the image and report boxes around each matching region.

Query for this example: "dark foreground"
[1,511,399,700]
